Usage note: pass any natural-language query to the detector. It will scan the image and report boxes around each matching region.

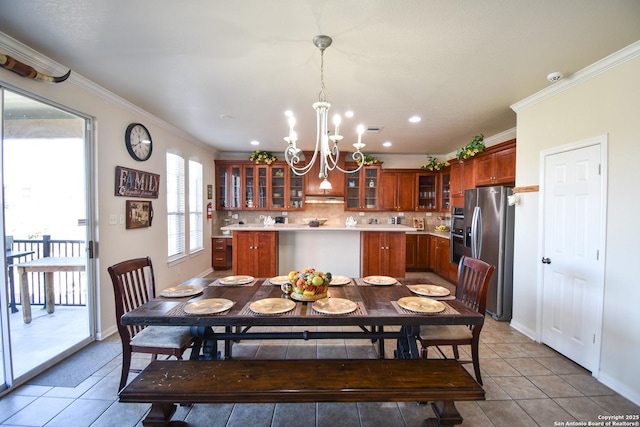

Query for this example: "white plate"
[184,298,234,315]
[406,284,450,297]
[397,296,445,314]
[160,285,204,298]
[219,275,254,285]
[329,276,351,286]
[249,298,296,315]
[363,275,397,285]
[269,276,290,285]
[312,297,357,315]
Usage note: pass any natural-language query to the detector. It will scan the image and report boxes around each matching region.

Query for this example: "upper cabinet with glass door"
[416,172,438,211]
[270,163,304,210]
[243,165,268,210]
[216,163,242,210]
[345,164,380,211]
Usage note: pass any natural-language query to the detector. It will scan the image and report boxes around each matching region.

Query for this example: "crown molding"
[511,40,640,113]
[0,31,212,151]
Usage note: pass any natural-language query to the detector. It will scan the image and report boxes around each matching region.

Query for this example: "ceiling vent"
[366,126,384,133]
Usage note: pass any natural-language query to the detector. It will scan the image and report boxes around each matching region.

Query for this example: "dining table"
[121,276,483,360]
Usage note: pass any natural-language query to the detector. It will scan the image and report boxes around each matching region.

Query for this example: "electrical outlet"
[425,212,432,217]
[281,211,288,216]
[359,212,365,216]
[232,214,239,219]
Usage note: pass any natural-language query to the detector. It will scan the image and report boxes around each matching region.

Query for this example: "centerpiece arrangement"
[287,268,332,301]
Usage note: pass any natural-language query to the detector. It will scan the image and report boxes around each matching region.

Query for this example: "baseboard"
[97,325,118,341]
[509,319,537,341]
[597,371,640,407]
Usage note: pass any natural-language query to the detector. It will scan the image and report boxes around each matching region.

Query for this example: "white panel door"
[541,142,604,372]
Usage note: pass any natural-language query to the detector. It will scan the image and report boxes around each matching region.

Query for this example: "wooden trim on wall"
[513,185,539,193]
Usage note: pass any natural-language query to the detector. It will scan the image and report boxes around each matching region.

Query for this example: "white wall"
[1,34,217,340]
[511,43,640,404]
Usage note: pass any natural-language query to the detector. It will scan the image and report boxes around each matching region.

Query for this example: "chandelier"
[284,35,365,190]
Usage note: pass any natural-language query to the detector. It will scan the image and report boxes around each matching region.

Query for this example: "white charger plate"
[249,298,296,315]
[329,276,351,286]
[219,275,254,285]
[406,284,450,297]
[363,275,397,285]
[184,298,234,315]
[397,296,445,314]
[160,285,204,298]
[312,297,357,315]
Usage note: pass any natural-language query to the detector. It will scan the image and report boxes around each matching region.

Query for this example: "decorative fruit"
[287,267,332,297]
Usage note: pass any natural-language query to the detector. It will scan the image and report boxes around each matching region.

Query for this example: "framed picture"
[413,217,425,231]
[126,200,153,229]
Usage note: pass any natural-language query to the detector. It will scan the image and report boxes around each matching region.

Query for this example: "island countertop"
[221,223,416,232]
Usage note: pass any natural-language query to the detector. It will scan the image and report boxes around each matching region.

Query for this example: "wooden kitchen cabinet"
[474,140,516,186]
[270,163,304,210]
[380,170,416,211]
[215,163,242,210]
[345,165,381,211]
[416,172,439,211]
[305,152,345,196]
[406,233,430,271]
[243,165,269,210]
[212,237,232,270]
[429,235,454,281]
[232,231,278,277]
[440,171,451,211]
[361,231,406,277]
[449,160,475,208]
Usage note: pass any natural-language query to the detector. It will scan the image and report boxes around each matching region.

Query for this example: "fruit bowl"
[303,218,328,226]
[287,268,332,301]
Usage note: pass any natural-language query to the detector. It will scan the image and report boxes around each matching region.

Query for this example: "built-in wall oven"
[450,206,469,264]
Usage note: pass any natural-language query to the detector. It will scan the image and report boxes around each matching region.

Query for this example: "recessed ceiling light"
[344,111,354,118]
[383,141,392,147]
[409,116,421,123]
[219,114,234,119]
[250,140,260,146]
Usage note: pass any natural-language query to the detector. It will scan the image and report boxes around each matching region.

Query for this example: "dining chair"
[417,256,494,385]
[108,256,195,391]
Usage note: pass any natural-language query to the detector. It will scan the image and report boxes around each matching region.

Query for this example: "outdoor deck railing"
[7,235,86,307]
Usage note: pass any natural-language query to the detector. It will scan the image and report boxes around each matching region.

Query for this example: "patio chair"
[417,256,494,385]
[108,256,195,391]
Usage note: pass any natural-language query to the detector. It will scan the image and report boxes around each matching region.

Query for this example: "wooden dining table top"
[121,277,484,329]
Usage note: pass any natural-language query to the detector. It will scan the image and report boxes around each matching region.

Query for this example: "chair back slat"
[455,256,495,316]
[108,257,156,340]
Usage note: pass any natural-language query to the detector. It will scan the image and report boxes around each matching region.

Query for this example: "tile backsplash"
[212,205,450,235]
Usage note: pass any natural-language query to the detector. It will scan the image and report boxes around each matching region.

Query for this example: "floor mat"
[27,340,121,387]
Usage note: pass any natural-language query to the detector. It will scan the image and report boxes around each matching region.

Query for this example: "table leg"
[18,268,32,324]
[7,266,18,313]
[396,325,420,359]
[45,272,55,314]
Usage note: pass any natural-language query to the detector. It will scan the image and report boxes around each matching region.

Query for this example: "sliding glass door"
[0,88,95,390]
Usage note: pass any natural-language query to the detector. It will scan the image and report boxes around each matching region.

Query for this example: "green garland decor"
[421,155,450,171]
[249,150,277,165]
[456,134,485,161]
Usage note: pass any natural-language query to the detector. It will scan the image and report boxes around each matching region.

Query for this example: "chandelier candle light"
[284,35,366,190]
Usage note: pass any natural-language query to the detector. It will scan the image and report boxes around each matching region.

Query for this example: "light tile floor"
[1,272,638,426]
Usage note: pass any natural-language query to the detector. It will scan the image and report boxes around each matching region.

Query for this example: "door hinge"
[596,249,599,260]
[598,164,601,175]
[593,334,596,344]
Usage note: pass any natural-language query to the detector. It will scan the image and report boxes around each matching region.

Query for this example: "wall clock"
[125,123,153,161]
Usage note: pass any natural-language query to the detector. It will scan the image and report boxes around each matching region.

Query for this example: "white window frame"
[189,159,203,253]
[166,152,185,260]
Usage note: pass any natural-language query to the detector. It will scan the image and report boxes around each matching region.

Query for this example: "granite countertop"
[220,223,417,232]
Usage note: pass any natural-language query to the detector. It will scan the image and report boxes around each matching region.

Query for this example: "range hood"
[305,195,345,204]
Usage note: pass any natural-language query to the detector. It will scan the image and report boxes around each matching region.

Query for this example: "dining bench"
[119,358,484,427]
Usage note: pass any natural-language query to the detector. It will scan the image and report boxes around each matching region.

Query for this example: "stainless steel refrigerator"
[462,186,515,321]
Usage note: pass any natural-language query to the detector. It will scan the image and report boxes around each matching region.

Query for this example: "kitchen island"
[221,223,415,278]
